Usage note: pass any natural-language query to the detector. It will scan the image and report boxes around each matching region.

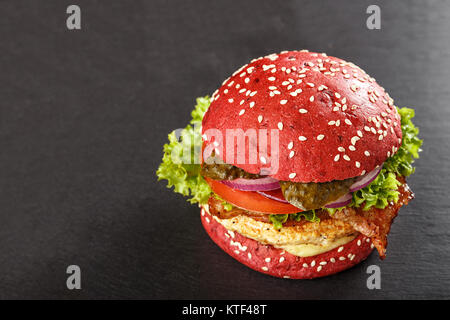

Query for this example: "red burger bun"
[200,206,374,279]
[202,50,402,183]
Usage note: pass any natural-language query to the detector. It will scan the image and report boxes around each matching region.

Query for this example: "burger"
[157,50,422,279]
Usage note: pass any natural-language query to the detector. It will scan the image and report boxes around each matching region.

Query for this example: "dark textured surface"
[0,0,448,299]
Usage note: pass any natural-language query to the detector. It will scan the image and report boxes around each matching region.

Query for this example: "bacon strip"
[331,180,413,259]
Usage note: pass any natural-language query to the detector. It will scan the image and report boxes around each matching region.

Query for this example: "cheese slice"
[275,235,356,257]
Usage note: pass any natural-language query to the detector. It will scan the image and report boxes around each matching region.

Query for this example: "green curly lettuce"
[156,97,212,204]
[269,210,320,230]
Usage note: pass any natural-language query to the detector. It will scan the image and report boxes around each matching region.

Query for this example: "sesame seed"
[234,250,240,254]
[262,267,268,271]
[357,240,361,246]
[317,134,325,140]
[307,82,315,87]
[334,154,340,161]
[279,257,285,263]
[310,260,316,267]
[299,108,308,113]
[250,91,257,97]
[355,161,361,168]
[244,77,250,84]
[280,99,287,105]
[298,136,307,141]
[289,151,295,158]
[258,115,263,123]
[289,172,296,179]
[268,77,276,81]
[328,120,336,125]
[339,257,346,261]
[309,96,315,102]
[248,253,252,259]
[239,109,245,116]
[249,101,255,108]
[302,263,308,268]
[317,266,322,272]
[265,257,271,263]
[278,122,283,130]
[338,147,345,152]
[320,261,327,266]
[349,145,356,151]
[338,246,344,252]
[364,150,370,156]
[345,119,352,125]
[260,156,267,164]
[343,154,350,161]
[330,258,336,263]
[288,141,294,149]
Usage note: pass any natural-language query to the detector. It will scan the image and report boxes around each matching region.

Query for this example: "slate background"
[0,0,448,299]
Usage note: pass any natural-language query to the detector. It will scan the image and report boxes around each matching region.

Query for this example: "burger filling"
[202,157,356,210]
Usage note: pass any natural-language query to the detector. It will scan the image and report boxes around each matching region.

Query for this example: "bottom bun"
[200,206,374,279]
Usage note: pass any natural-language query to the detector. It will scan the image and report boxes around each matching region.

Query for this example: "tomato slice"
[205,177,300,214]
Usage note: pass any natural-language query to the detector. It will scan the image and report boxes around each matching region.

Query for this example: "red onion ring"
[349,164,383,192]
[221,177,281,191]
[325,192,352,208]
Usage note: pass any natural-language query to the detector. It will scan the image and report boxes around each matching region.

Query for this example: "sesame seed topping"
[334,154,340,161]
[265,257,271,263]
[343,155,350,161]
[280,100,287,105]
[317,134,325,140]
[299,108,308,113]
[298,136,307,141]
[279,257,285,263]
[258,115,263,123]
[345,119,352,125]
[364,151,370,156]
[260,156,267,164]
[310,260,316,267]
[228,98,233,103]
[289,151,295,158]
[309,96,315,102]
[249,101,255,108]
[338,147,345,152]
[289,172,296,179]
[278,122,283,130]
[239,109,245,116]
[268,77,276,81]
[355,161,361,168]
[288,141,294,149]
[262,266,268,271]
[244,77,250,84]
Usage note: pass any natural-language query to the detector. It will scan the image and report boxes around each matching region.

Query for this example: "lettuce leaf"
[156,97,212,204]
[269,210,320,230]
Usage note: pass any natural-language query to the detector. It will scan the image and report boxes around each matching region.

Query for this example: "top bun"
[202,50,402,182]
